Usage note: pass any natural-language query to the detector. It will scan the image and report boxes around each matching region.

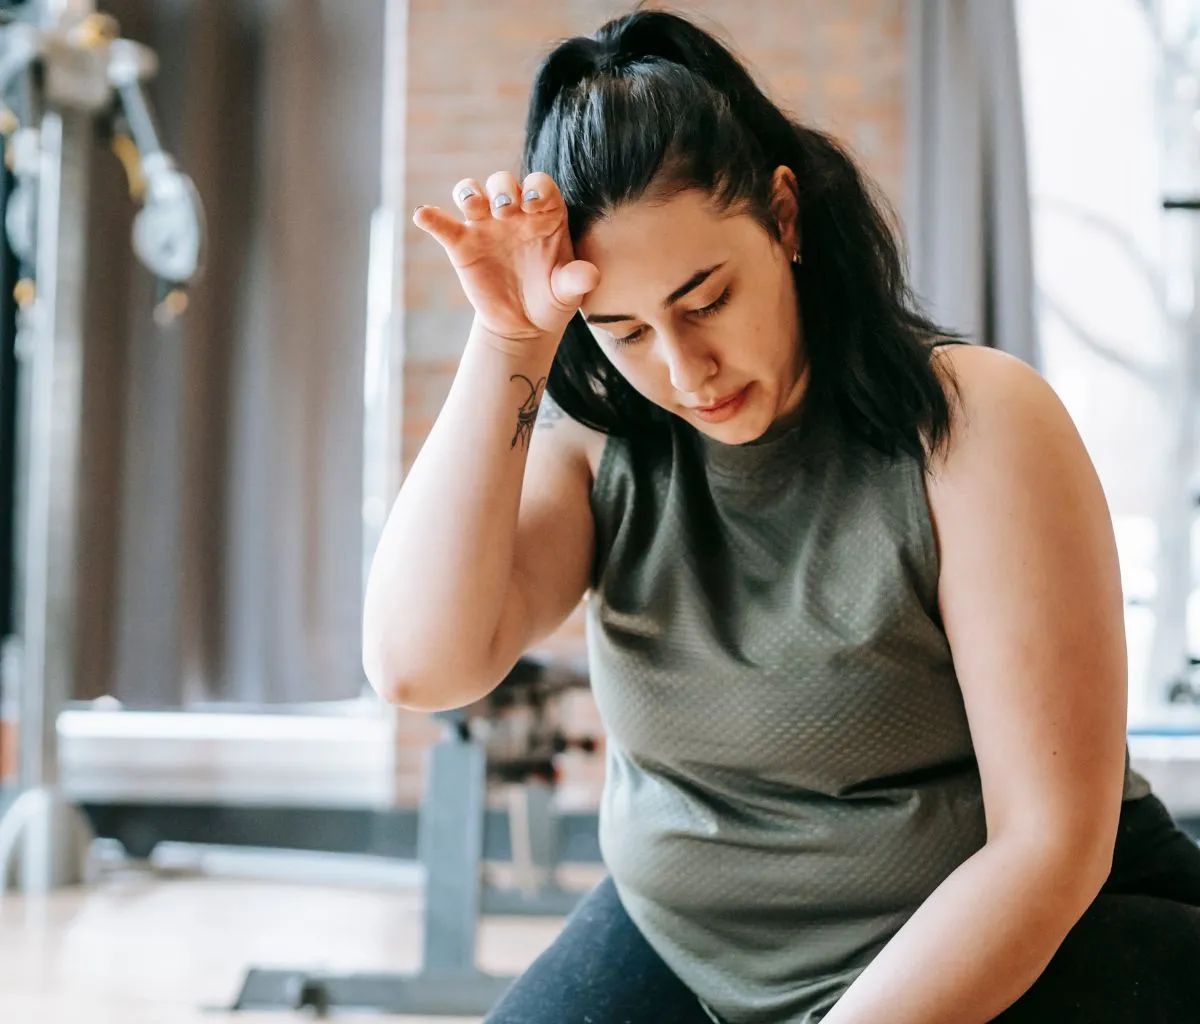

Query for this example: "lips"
[689,385,750,424]
[695,390,744,412]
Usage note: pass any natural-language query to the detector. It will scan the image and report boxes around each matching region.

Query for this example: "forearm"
[823,837,1106,1024]
[362,319,557,707]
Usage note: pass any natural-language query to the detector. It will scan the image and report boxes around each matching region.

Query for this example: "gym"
[1,1,1198,1022]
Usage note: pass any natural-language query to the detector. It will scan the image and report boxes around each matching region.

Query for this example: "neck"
[759,330,810,443]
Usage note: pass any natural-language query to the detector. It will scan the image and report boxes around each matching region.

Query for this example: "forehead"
[576,190,754,314]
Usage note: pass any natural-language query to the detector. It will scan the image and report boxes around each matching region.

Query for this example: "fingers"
[550,259,601,309]
[520,171,562,213]
[412,204,465,250]
[485,171,522,219]
[415,171,563,248]
[453,177,490,222]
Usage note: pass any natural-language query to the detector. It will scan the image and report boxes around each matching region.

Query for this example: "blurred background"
[0,0,1198,1021]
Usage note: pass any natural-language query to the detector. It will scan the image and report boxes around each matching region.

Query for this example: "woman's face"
[575,166,805,444]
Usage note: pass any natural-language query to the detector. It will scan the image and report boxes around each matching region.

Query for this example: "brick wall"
[394,0,908,805]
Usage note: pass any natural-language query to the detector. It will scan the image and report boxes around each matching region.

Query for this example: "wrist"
[468,317,560,361]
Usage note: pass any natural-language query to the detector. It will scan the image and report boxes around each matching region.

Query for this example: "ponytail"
[524,8,960,466]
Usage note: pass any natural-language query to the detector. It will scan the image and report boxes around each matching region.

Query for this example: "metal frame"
[76,801,603,866]
[1,100,95,892]
[0,0,205,892]
[227,725,591,1017]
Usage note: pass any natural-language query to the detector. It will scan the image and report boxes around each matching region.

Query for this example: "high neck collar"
[687,406,835,484]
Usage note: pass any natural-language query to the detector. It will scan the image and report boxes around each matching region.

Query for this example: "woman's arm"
[362,171,600,709]
[824,344,1128,1024]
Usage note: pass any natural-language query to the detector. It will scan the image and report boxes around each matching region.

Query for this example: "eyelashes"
[613,287,733,348]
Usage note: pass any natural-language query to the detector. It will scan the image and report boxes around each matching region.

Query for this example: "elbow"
[995,823,1116,916]
[361,617,400,704]
[1082,828,1119,898]
[1057,800,1124,901]
[360,642,435,710]
[361,607,436,708]
[990,781,1123,908]
[363,657,461,712]
[374,678,451,712]
[362,651,418,708]
[1052,836,1114,909]
[362,633,499,713]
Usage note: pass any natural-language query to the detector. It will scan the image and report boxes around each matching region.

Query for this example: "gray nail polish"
[492,194,513,209]
[523,189,541,202]
[457,187,476,203]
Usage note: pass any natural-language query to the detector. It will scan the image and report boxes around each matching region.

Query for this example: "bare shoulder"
[931,341,1048,411]
[535,389,608,481]
[922,341,1112,594]
[928,342,1075,474]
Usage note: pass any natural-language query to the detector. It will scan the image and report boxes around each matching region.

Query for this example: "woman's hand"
[414,171,600,350]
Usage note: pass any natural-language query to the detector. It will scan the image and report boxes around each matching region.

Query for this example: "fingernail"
[456,187,476,203]
[492,194,513,209]
[415,205,426,211]
[523,189,541,202]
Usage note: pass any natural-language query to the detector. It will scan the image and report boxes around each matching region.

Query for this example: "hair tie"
[589,39,626,76]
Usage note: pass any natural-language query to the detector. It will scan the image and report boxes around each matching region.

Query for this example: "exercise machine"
[0,0,203,893]
[228,654,601,1018]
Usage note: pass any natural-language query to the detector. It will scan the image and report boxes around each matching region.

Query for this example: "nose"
[659,329,718,396]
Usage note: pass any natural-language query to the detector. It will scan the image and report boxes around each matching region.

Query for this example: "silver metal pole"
[20,108,84,792]
[0,0,100,892]
[0,0,202,891]
[9,105,94,891]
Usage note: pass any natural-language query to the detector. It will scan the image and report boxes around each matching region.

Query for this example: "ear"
[770,165,801,259]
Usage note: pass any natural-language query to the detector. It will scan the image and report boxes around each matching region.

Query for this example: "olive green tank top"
[585,411,1151,1024]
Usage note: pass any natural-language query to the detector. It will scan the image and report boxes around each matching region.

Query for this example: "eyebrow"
[583,262,727,325]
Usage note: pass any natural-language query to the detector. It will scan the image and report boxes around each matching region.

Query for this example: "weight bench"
[227,655,598,1017]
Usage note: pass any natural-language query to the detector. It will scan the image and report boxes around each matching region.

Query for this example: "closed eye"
[613,287,733,348]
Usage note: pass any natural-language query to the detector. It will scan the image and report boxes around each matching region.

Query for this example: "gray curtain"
[75,0,383,706]
[904,0,1039,365]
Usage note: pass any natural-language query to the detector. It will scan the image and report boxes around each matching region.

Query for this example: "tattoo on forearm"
[510,374,548,450]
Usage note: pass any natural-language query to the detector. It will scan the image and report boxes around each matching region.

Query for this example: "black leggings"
[485,794,1200,1023]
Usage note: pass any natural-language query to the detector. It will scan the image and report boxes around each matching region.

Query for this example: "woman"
[362,8,1200,1022]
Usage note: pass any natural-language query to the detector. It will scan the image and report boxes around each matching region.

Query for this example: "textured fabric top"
[585,411,1152,1024]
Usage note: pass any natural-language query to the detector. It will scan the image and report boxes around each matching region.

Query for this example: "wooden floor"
[0,864,576,1023]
